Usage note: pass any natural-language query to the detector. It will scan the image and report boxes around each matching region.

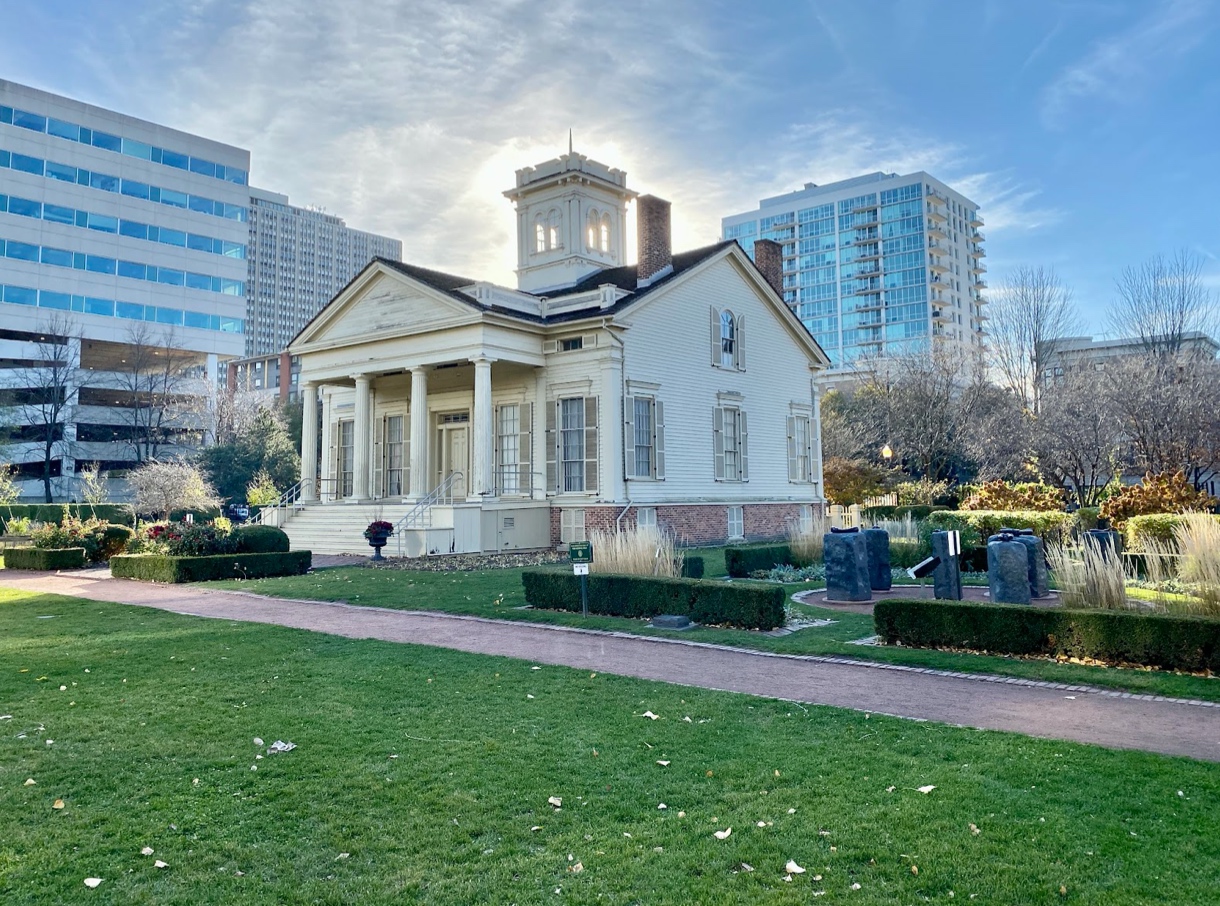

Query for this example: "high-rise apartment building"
[722,171,986,380]
[246,188,401,356]
[0,79,250,499]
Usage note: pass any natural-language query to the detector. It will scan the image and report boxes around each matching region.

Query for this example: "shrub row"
[110,551,311,583]
[725,544,797,577]
[680,556,705,580]
[862,505,951,521]
[1123,513,1220,552]
[4,547,87,570]
[1,504,135,530]
[926,510,1074,544]
[522,569,786,630]
[873,598,1220,673]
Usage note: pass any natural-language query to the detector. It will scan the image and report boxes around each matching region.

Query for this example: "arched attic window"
[720,310,736,367]
[547,209,562,251]
[534,215,546,253]
[586,209,600,251]
[599,213,611,253]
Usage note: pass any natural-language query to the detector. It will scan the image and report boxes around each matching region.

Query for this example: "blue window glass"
[86,255,117,275]
[3,285,37,305]
[221,278,243,296]
[45,160,76,183]
[146,225,159,241]
[0,195,6,212]
[10,153,43,175]
[9,197,41,218]
[156,307,184,325]
[42,203,75,225]
[159,227,186,247]
[0,150,7,167]
[184,310,210,329]
[185,272,211,291]
[71,295,84,312]
[220,316,243,333]
[6,241,39,261]
[85,297,115,316]
[76,168,90,185]
[115,301,144,320]
[121,179,150,200]
[161,149,189,170]
[188,195,213,215]
[89,171,119,193]
[87,213,118,233]
[188,157,216,177]
[75,209,88,227]
[119,220,148,240]
[157,269,184,286]
[160,188,188,208]
[0,106,12,124]
[150,147,162,163]
[148,186,160,203]
[221,240,246,259]
[12,109,46,132]
[41,247,74,268]
[39,291,71,310]
[186,233,212,253]
[121,138,153,160]
[144,306,157,322]
[118,261,146,280]
[73,252,85,269]
[78,127,91,144]
[91,131,121,152]
[46,118,78,141]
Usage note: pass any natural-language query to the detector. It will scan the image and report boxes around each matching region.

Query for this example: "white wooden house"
[271,149,829,554]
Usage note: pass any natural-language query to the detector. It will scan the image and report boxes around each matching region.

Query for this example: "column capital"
[300,379,317,391]
[351,372,371,384]
[410,365,428,375]
[470,356,497,366]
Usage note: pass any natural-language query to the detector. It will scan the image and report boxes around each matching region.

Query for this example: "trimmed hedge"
[874,598,1220,673]
[1124,514,1220,552]
[927,510,1074,544]
[110,551,311,583]
[522,569,786,630]
[725,544,797,577]
[680,556,705,580]
[233,524,291,553]
[0,504,135,530]
[4,546,87,570]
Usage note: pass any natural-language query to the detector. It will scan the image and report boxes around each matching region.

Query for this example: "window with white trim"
[546,396,599,495]
[727,505,744,540]
[713,405,748,482]
[495,403,532,495]
[710,307,745,369]
[798,504,814,534]
[637,506,657,529]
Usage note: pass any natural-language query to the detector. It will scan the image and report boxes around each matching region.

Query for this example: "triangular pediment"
[291,262,481,350]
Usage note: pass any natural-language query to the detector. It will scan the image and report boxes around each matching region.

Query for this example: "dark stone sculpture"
[863,527,892,591]
[824,529,871,602]
[930,530,962,600]
[988,533,1031,605]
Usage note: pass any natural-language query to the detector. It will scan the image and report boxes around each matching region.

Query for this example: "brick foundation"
[549,502,824,547]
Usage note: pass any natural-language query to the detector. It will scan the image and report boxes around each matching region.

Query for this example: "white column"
[353,374,371,500]
[471,357,495,499]
[320,389,333,501]
[300,381,319,501]
[409,366,429,498]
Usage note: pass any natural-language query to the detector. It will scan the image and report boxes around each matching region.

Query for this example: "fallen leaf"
[141,847,154,856]
[741,863,754,872]
[527,694,535,700]
[531,826,543,832]
[886,786,896,793]
[683,716,692,723]
[706,770,714,777]
[1060,886,1068,896]
[151,860,168,869]
[851,882,862,890]
[336,853,350,860]
[548,796,562,808]
[774,770,781,777]
[677,811,686,818]
[253,737,264,746]
[53,799,65,810]
[569,862,583,873]
[657,803,667,810]
[656,760,670,767]
[917,785,936,794]
[788,808,796,814]
[781,874,792,882]
[713,828,732,840]
[642,711,659,720]
[912,865,919,875]
[813,891,826,897]
[812,875,823,881]
[969,823,980,836]
[0,715,11,720]
[24,778,35,786]
[532,666,541,670]
[757,821,767,828]
[786,859,806,874]
[59,685,67,691]
[622,832,632,838]
[84,878,103,889]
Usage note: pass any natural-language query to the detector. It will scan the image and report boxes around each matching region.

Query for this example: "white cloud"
[1040,0,1211,128]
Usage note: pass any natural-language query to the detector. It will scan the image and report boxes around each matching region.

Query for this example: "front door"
[436,412,470,498]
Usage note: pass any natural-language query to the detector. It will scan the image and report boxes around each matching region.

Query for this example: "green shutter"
[654,400,665,480]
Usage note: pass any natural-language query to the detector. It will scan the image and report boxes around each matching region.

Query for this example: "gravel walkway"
[3,569,1218,762]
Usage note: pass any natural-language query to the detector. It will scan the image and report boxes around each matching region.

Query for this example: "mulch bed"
[368,550,563,572]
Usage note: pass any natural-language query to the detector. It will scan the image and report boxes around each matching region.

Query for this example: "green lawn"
[211,562,1220,703]
[1,588,1217,905]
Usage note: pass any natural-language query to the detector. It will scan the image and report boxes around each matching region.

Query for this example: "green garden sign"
[568,542,593,616]
[568,541,593,564]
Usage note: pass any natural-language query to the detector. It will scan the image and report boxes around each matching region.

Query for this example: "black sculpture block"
[863,527,892,591]
[930,530,962,600]
[824,530,872,602]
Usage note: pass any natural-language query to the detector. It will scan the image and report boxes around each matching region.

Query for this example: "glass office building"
[0,78,250,498]
[722,171,986,380]
[246,188,402,356]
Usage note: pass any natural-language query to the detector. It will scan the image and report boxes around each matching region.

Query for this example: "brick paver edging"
[220,590,1219,710]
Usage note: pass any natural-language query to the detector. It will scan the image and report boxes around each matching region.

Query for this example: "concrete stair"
[278,503,454,556]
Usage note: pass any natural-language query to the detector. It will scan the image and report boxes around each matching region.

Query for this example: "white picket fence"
[827,504,863,530]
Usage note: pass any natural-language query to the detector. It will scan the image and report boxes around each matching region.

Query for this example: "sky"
[3,0,1218,333]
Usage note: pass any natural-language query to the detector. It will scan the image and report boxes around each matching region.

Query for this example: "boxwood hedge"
[874,598,1220,673]
[680,556,705,580]
[522,569,786,630]
[725,544,798,577]
[3,547,87,570]
[233,524,291,553]
[110,551,311,583]
[0,505,135,531]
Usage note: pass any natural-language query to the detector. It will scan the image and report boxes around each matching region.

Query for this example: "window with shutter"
[373,415,385,497]
[654,400,665,480]
[518,401,533,494]
[739,410,749,481]
[786,415,798,482]
[559,398,587,493]
[712,406,725,480]
[545,401,558,493]
[584,396,599,494]
[496,404,520,494]
[735,314,745,369]
[709,307,721,366]
[623,396,635,479]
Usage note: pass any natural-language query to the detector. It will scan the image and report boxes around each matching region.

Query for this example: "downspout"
[605,317,631,533]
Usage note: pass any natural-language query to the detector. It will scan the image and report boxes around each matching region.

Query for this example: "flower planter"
[363,521,395,561]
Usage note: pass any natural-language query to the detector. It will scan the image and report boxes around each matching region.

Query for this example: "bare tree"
[988,266,1078,413]
[1035,370,1123,506]
[961,382,1034,481]
[5,315,89,502]
[129,459,220,521]
[1110,249,1216,354]
[114,324,208,463]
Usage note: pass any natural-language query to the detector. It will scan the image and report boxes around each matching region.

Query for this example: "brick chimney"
[753,238,783,296]
[636,195,672,287]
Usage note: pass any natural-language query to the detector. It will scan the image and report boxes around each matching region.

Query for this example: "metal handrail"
[254,479,306,525]
[394,471,463,556]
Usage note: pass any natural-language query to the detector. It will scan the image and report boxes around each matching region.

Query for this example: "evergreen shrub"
[521,570,786,630]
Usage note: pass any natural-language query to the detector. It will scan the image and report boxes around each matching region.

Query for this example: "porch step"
[274,502,455,556]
